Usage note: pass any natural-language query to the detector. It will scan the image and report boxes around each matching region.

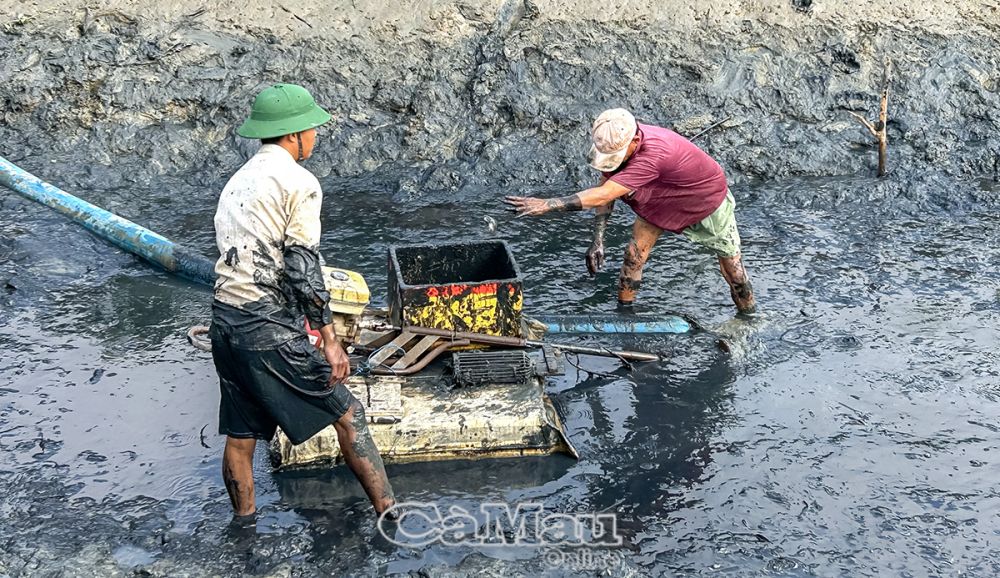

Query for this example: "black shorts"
[211,333,356,445]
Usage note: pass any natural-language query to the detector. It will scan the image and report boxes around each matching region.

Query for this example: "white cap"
[587,108,638,172]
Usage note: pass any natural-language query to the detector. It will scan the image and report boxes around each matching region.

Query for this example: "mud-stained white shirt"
[212,145,332,348]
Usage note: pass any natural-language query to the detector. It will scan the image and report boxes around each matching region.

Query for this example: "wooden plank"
[367,331,416,368]
[391,335,441,370]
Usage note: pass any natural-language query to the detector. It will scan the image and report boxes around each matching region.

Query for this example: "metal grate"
[452,349,533,387]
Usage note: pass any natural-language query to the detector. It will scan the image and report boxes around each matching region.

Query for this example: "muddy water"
[1,171,999,576]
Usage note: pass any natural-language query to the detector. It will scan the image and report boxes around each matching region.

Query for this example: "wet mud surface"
[2,1,1000,576]
[2,176,999,576]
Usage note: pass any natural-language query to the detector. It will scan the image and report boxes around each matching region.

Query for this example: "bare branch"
[848,111,878,137]
[876,58,891,177]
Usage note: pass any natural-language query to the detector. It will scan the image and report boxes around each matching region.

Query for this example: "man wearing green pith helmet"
[210,84,396,521]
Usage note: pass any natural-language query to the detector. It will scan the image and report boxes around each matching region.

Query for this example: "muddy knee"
[338,402,380,456]
[336,401,367,434]
[349,402,369,433]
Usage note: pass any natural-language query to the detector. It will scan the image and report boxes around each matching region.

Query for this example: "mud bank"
[1,0,998,209]
[4,5,1000,577]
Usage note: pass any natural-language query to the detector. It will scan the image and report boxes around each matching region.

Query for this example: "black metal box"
[388,241,524,337]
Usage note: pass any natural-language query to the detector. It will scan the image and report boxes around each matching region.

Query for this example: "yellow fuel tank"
[323,267,370,316]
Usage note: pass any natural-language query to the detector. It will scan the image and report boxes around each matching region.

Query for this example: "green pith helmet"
[237,83,332,139]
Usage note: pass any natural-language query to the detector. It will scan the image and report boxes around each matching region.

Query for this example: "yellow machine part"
[323,267,370,316]
[268,376,578,469]
[402,284,524,338]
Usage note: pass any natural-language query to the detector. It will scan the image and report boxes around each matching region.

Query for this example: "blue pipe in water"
[0,155,690,336]
[0,155,215,287]
[532,314,691,335]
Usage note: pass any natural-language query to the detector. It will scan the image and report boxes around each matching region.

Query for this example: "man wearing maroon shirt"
[506,108,756,313]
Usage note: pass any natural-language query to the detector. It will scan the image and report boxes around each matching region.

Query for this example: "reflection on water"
[1,175,999,576]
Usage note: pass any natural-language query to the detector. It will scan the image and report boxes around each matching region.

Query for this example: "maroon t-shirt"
[603,124,728,234]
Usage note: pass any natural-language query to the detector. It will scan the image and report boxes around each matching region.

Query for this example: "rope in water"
[187,325,212,352]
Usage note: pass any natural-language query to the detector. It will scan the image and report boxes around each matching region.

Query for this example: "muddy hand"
[504,196,549,217]
[586,242,605,275]
[323,340,351,385]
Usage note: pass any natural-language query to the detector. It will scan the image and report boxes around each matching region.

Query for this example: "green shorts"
[682,191,742,258]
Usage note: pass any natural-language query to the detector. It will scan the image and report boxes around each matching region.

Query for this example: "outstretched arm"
[504,179,631,216]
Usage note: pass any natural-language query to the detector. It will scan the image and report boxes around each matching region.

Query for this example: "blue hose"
[532,314,691,335]
[0,155,215,286]
[0,155,693,337]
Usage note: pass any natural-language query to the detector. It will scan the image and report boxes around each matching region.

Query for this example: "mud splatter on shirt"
[211,144,332,349]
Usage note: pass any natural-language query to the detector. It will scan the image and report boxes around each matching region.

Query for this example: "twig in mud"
[199,424,211,449]
[849,58,891,177]
[848,111,876,136]
[119,42,192,67]
[689,116,734,142]
[278,4,314,28]
[836,401,867,423]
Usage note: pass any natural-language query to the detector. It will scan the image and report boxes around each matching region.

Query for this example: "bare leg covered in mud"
[222,436,257,517]
[334,401,396,516]
[618,217,663,305]
[719,254,757,313]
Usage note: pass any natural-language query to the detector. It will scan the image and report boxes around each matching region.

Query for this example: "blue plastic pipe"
[0,155,215,286]
[532,314,691,335]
